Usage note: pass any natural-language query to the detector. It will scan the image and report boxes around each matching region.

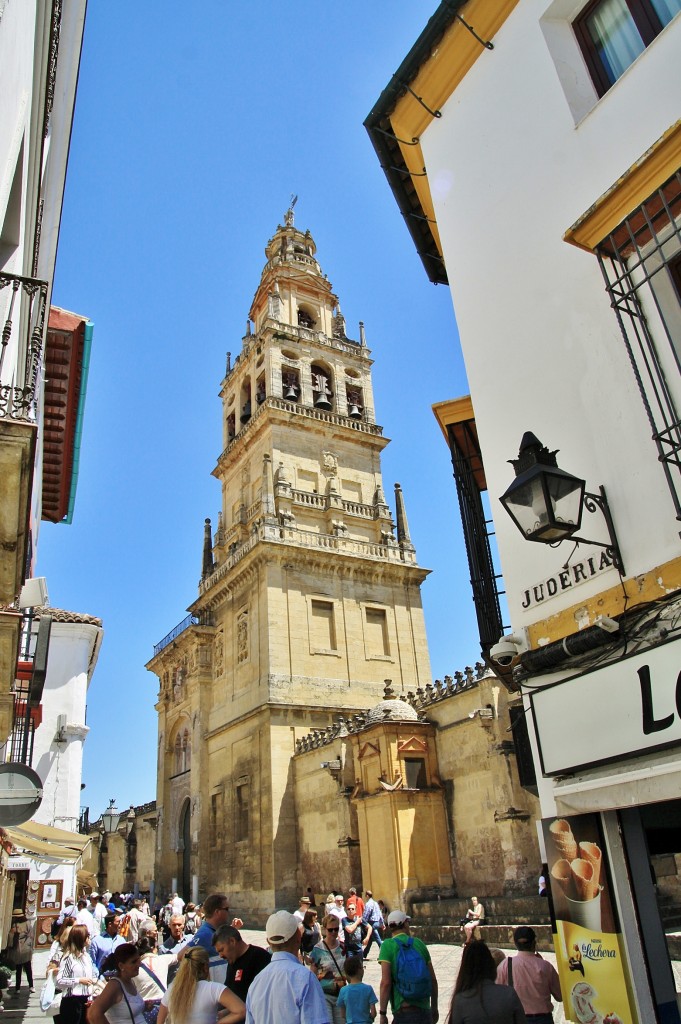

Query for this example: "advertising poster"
[542,813,638,1024]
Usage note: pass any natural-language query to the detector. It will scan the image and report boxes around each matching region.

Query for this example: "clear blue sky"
[40,2,478,822]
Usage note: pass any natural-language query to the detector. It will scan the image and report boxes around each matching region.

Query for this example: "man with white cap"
[245,910,330,1024]
[378,910,438,1024]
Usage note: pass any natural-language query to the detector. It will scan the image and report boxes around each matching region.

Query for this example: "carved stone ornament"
[322,451,338,475]
[237,609,249,664]
[214,629,224,676]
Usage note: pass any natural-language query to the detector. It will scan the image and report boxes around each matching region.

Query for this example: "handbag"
[40,973,63,1017]
[139,960,165,1024]
[322,942,346,996]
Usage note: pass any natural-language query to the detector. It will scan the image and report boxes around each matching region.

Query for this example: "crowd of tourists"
[0,887,562,1024]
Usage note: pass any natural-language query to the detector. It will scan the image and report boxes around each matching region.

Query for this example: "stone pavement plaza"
[3,930,680,1024]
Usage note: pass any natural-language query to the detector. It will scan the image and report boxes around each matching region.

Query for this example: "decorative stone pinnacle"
[383,679,395,700]
[201,518,214,580]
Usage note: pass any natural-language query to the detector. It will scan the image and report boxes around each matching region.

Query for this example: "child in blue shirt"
[337,956,377,1024]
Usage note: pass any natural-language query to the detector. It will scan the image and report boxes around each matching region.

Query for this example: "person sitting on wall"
[461,897,485,944]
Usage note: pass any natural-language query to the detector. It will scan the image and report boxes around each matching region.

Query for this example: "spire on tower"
[394,483,415,553]
[261,453,277,523]
[201,518,215,580]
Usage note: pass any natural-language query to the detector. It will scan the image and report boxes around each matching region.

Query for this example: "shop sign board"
[530,638,681,775]
[542,813,639,1024]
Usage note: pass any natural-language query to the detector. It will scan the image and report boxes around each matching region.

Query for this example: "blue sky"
[40,2,479,822]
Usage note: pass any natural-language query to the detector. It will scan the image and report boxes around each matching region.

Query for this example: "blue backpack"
[394,936,431,1002]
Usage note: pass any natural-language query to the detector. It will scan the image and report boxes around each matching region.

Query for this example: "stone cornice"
[190,533,430,614]
[214,396,387,477]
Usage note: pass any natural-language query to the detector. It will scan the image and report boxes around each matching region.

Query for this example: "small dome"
[366,699,419,724]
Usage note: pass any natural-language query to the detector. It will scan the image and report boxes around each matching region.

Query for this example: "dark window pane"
[650,0,681,25]
[585,0,645,85]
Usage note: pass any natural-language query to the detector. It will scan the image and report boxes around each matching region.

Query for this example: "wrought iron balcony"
[153,612,213,657]
[0,272,49,422]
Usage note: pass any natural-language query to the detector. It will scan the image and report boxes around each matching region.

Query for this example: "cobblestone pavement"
[4,932,679,1024]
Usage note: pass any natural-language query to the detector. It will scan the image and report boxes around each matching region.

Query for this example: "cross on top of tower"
[285,194,298,227]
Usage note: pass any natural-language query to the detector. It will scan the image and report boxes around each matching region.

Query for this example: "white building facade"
[367,2,681,1022]
[1,1,101,945]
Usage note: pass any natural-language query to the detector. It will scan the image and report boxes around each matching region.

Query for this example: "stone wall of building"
[293,667,541,908]
[87,803,157,895]
[293,732,361,897]
[425,672,540,897]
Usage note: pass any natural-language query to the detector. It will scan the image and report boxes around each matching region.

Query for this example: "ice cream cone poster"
[542,813,639,1024]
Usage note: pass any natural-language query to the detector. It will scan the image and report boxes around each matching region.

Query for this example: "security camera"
[490,633,527,667]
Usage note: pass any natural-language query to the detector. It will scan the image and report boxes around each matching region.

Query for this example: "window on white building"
[596,169,681,516]
[574,0,681,96]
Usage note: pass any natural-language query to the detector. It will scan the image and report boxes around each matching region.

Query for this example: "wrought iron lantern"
[101,798,122,834]
[500,433,624,572]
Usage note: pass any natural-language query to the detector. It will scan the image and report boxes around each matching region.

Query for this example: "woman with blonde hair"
[156,945,245,1024]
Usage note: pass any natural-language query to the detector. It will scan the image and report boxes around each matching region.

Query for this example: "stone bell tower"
[148,205,432,916]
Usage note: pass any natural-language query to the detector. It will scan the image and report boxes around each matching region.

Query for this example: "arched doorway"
[179,799,191,900]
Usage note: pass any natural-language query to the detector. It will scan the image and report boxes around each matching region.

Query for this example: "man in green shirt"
[378,910,439,1024]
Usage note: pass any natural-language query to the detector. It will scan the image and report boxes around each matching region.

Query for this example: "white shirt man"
[90,893,108,934]
[293,897,312,922]
[75,899,99,938]
[246,912,329,1024]
[170,893,185,916]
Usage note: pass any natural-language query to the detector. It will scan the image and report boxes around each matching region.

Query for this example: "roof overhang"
[432,395,486,491]
[42,307,93,524]
[364,0,520,284]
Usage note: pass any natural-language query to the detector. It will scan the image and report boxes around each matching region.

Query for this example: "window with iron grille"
[596,169,681,517]
[574,0,681,97]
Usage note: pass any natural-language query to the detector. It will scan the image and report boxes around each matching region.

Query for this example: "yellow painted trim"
[388,0,521,251]
[564,120,681,252]
[432,395,475,446]
[526,553,681,648]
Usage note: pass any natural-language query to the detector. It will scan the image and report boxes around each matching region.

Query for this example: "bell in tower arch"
[346,386,363,419]
[312,368,333,411]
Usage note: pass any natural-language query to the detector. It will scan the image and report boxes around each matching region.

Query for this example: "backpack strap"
[507,957,513,988]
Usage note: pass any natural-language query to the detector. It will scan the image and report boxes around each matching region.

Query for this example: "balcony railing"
[153,612,213,657]
[0,272,49,422]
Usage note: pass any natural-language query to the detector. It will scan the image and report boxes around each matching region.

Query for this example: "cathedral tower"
[148,207,432,914]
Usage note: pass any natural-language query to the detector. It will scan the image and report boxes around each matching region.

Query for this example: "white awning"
[3,821,91,864]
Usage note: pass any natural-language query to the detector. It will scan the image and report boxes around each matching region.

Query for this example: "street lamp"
[500,432,624,573]
[101,798,121,834]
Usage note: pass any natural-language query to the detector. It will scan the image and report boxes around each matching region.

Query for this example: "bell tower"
[148,205,433,916]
